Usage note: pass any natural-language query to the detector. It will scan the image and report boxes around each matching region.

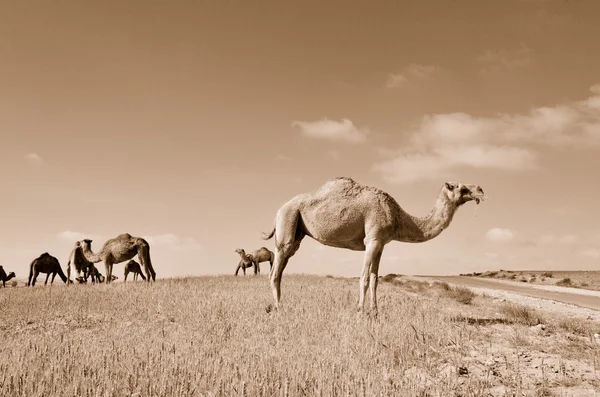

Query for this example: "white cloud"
[477,45,532,74]
[373,84,600,183]
[538,234,579,245]
[485,252,500,259]
[291,118,369,143]
[386,63,439,88]
[579,248,600,259]
[25,153,43,165]
[485,228,516,243]
[57,230,94,242]
[275,154,291,162]
[144,234,203,251]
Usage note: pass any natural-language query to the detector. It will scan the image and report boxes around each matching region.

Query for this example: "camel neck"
[81,246,102,263]
[404,195,457,242]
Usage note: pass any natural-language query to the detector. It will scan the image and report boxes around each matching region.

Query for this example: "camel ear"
[445,182,456,190]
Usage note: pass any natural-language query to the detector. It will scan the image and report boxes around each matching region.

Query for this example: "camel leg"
[137,242,156,282]
[31,271,39,287]
[358,240,384,315]
[105,260,114,284]
[254,260,259,275]
[235,263,241,276]
[67,265,71,285]
[124,270,129,283]
[270,234,305,309]
[139,271,146,281]
[44,273,50,285]
[51,272,57,284]
[242,265,246,276]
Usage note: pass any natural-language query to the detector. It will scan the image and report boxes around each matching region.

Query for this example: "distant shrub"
[556,278,572,287]
[435,283,476,304]
[509,274,517,280]
[541,272,553,278]
[381,273,401,283]
[558,318,595,336]
[581,282,589,287]
[501,303,545,326]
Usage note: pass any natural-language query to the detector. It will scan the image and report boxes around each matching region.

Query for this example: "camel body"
[0,266,16,288]
[79,233,156,284]
[263,177,485,316]
[234,249,256,276]
[124,260,146,282]
[66,241,95,284]
[249,247,274,274]
[27,253,69,286]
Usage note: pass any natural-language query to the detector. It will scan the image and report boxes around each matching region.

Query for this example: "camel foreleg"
[358,240,384,316]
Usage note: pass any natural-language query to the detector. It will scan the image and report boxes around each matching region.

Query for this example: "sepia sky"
[1,0,600,281]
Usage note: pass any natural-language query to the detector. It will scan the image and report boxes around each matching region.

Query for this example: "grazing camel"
[234,248,257,276]
[27,253,70,287]
[66,241,94,284]
[0,266,16,288]
[262,177,486,316]
[249,247,274,274]
[79,233,156,284]
[124,260,146,282]
[87,264,118,283]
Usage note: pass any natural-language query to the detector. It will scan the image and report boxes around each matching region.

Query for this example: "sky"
[1,0,600,281]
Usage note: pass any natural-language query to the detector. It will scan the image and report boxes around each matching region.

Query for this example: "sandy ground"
[413,275,600,322]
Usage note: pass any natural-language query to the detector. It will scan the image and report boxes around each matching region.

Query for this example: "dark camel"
[27,253,70,287]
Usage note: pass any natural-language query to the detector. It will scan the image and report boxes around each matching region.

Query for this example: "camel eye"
[460,187,470,194]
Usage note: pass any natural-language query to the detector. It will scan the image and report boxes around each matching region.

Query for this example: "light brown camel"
[79,233,156,284]
[249,247,274,274]
[262,177,486,316]
[0,266,16,288]
[66,241,94,284]
[27,253,70,286]
[124,260,146,282]
[234,248,257,276]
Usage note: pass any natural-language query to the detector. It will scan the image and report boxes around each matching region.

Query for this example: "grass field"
[462,270,600,291]
[1,274,600,396]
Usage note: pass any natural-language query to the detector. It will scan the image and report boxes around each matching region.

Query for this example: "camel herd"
[0,177,486,316]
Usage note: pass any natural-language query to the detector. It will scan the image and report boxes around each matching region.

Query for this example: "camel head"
[80,239,92,248]
[235,248,245,255]
[7,272,15,279]
[443,182,486,206]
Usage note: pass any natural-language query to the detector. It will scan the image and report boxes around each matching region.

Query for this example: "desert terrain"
[1,273,600,396]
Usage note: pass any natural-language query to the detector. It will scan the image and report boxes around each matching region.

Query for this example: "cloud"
[579,248,600,259]
[144,234,203,251]
[485,228,516,243]
[57,230,95,242]
[485,252,500,259]
[275,154,291,162]
[538,234,579,245]
[373,84,600,183]
[477,45,532,74]
[386,63,439,88]
[25,153,43,165]
[291,118,369,143]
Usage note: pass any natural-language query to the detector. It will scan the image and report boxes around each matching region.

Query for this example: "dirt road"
[426,276,600,312]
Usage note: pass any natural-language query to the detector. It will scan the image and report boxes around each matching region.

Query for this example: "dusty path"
[428,276,600,311]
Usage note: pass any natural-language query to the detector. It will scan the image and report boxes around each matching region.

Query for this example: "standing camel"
[27,253,70,286]
[262,177,486,316]
[79,233,156,284]
[66,241,94,284]
[0,266,16,288]
[234,249,256,276]
[249,247,274,274]
[124,260,146,282]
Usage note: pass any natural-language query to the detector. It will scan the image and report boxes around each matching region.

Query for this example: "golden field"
[1,274,599,396]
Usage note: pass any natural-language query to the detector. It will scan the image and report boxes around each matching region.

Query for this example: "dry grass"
[500,302,545,326]
[556,278,572,287]
[1,274,600,396]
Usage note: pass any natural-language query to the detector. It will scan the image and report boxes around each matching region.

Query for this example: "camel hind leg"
[44,273,50,285]
[357,239,384,316]
[269,208,306,310]
[137,241,156,282]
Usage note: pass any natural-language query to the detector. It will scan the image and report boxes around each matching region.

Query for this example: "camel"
[27,253,70,286]
[66,241,95,284]
[79,233,156,284]
[87,264,118,283]
[234,248,257,276]
[124,260,147,282]
[262,177,486,316]
[249,247,274,274]
[0,266,16,288]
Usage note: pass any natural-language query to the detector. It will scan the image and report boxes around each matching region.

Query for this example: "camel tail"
[262,227,275,240]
